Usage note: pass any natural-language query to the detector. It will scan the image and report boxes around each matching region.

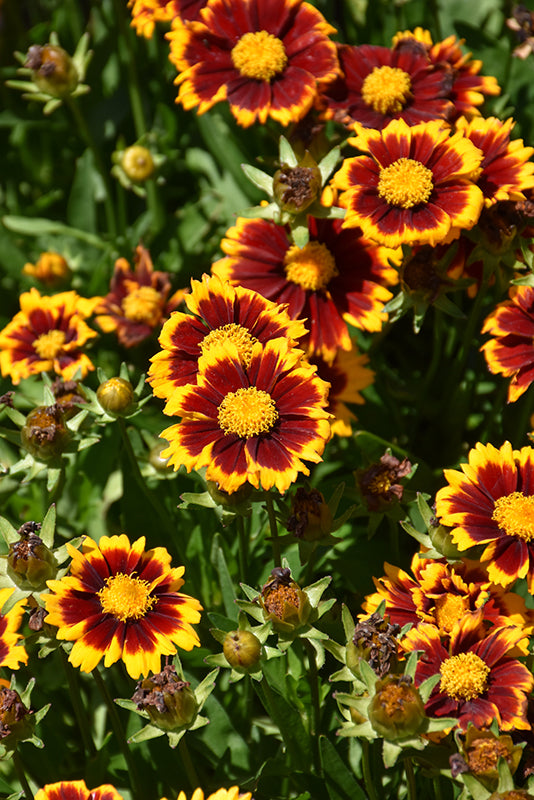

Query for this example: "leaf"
[241,164,273,195]
[320,736,367,800]
[40,504,56,548]
[279,136,298,167]
[254,676,312,769]
[2,216,109,249]
[67,148,97,232]
[210,534,238,620]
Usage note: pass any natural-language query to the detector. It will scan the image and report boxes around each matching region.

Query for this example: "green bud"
[223,630,261,672]
[368,675,426,740]
[7,522,58,590]
[96,377,135,415]
[273,152,322,214]
[21,404,69,461]
[132,665,198,731]
[121,145,155,183]
[25,44,78,97]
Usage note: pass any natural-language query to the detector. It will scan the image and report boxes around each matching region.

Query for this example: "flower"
[362,552,533,635]
[333,118,485,248]
[132,665,198,730]
[452,727,523,790]
[148,273,306,411]
[456,116,534,206]
[0,588,28,670]
[128,0,206,38]
[94,245,185,348]
[436,441,534,590]
[403,614,533,731]
[167,0,340,127]
[356,452,412,511]
[0,289,98,384]
[308,347,374,436]
[35,781,124,800]
[43,534,202,678]
[319,43,453,130]
[211,216,396,362]
[481,284,534,402]
[159,338,331,494]
[164,788,252,800]
[22,252,71,288]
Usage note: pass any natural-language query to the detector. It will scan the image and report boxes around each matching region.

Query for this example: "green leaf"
[254,676,312,769]
[241,163,273,195]
[210,534,238,620]
[320,736,367,800]
[40,504,56,548]
[67,148,97,232]
[2,216,109,249]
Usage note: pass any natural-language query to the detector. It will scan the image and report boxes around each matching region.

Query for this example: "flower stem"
[92,665,143,800]
[13,750,34,800]
[60,647,97,757]
[404,756,417,800]
[361,740,379,800]
[236,514,248,583]
[179,738,200,790]
[264,491,281,567]
[303,638,322,777]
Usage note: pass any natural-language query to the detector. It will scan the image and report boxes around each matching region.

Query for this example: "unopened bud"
[96,377,135,415]
[368,674,425,740]
[223,630,261,671]
[21,404,69,461]
[273,153,321,214]
[25,44,78,97]
[286,487,332,541]
[7,523,58,589]
[132,665,198,731]
[121,145,155,183]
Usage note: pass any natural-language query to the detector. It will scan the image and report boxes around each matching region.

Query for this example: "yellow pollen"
[367,473,392,495]
[439,651,490,701]
[361,65,413,115]
[122,286,162,325]
[201,323,259,368]
[434,594,469,633]
[33,329,66,359]
[492,491,534,541]
[284,242,338,292]
[98,573,155,622]
[218,387,278,438]
[231,30,288,82]
[378,158,434,209]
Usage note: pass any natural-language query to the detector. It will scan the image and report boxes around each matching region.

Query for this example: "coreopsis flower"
[159,338,331,494]
[333,118,485,248]
[507,6,534,59]
[43,534,202,678]
[403,614,533,731]
[481,284,534,402]
[22,252,71,288]
[392,28,501,119]
[456,116,534,206]
[167,0,340,127]
[94,245,185,348]
[356,452,412,512]
[308,348,374,437]
[211,216,396,362]
[164,789,252,800]
[129,0,206,38]
[452,727,523,790]
[0,289,98,384]
[148,273,306,411]
[35,781,124,800]
[436,441,534,590]
[319,43,453,130]
[0,588,28,670]
[362,553,533,636]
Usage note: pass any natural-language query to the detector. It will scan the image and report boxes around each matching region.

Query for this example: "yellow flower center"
[439,651,490,701]
[122,286,162,325]
[361,65,413,115]
[201,323,259,369]
[98,573,156,622]
[434,594,469,633]
[377,158,434,208]
[231,30,288,82]
[33,329,66,359]
[492,491,534,541]
[367,473,392,495]
[284,241,338,292]
[218,387,278,438]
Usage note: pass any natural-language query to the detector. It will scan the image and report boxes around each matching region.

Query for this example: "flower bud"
[273,152,322,214]
[286,487,332,541]
[149,440,171,471]
[7,522,58,590]
[96,377,135,415]
[260,567,311,632]
[51,378,86,419]
[206,480,252,508]
[347,612,400,678]
[132,665,198,731]
[25,44,78,97]
[223,630,261,672]
[0,686,34,745]
[368,675,426,740]
[21,404,69,461]
[121,145,155,183]
[23,251,71,288]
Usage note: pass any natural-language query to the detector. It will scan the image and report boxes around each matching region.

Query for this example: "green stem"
[264,491,281,567]
[236,514,248,583]
[66,97,117,238]
[93,666,143,800]
[361,740,379,800]
[179,738,200,790]
[60,648,97,757]
[433,775,443,800]
[13,750,34,800]
[303,638,322,777]
[404,756,417,800]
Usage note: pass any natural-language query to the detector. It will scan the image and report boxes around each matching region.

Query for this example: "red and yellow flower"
[319,43,453,130]
[333,118,485,248]
[167,0,340,127]
[148,273,306,412]
[94,244,185,348]
[211,216,396,363]
[403,614,532,731]
[128,0,206,38]
[36,781,123,800]
[166,789,252,800]
[0,289,98,385]
[0,588,28,670]
[456,116,534,206]
[436,441,534,590]
[44,534,202,678]
[308,348,374,437]
[22,251,71,288]
[159,338,331,494]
